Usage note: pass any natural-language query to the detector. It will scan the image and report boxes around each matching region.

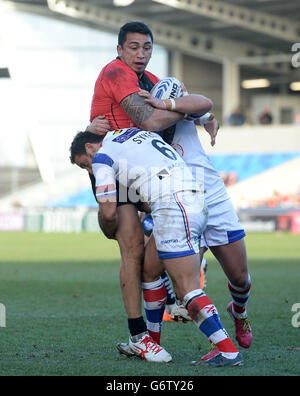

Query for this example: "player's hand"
[204,114,219,147]
[138,89,167,110]
[167,301,192,323]
[86,115,111,136]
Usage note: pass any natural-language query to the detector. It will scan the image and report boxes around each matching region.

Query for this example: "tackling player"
[94,79,252,363]
[70,128,243,367]
[138,81,252,362]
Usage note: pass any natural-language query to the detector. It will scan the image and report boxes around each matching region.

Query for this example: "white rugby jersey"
[170,119,229,205]
[92,127,200,205]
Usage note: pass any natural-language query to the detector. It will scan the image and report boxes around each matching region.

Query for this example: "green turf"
[0,231,299,376]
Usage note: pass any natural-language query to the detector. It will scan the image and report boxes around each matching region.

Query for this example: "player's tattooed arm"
[121,92,183,132]
[121,92,155,126]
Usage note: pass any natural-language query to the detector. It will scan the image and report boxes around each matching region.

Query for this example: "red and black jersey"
[90,58,159,130]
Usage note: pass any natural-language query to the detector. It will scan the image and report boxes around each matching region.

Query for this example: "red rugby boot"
[227,302,252,349]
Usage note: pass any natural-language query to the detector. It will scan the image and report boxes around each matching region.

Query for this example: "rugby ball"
[150,77,183,100]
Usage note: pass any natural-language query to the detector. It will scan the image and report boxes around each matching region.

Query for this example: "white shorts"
[151,191,208,260]
[200,198,245,248]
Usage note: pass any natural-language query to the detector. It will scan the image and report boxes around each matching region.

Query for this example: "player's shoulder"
[92,143,114,167]
[101,58,136,79]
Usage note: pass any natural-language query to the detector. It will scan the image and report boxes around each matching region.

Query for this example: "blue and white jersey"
[170,120,229,205]
[92,127,201,205]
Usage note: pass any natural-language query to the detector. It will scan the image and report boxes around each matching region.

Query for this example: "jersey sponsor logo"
[112,128,142,143]
[160,239,179,244]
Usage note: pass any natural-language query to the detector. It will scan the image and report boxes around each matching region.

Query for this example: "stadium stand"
[228,156,300,209]
[210,152,300,182]
[0,167,41,198]
[50,188,98,209]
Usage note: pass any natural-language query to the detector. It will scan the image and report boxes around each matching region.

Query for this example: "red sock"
[185,290,238,356]
[228,278,251,317]
[142,279,167,344]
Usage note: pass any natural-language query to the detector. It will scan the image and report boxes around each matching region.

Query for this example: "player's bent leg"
[149,192,242,366]
[142,235,192,326]
[162,254,200,301]
[210,238,249,288]
[163,254,242,367]
[210,239,252,348]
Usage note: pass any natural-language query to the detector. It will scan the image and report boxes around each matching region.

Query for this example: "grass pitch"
[0,231,299,376]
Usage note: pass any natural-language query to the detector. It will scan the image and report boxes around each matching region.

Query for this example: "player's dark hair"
[118,21,153,47]
[70,131,103,164]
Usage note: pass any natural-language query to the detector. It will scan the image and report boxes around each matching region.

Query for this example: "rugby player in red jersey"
[88,27,250,362]
[85,22,208,361]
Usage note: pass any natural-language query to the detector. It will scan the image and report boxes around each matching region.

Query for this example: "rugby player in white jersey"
[135,79,252,362]
[70,126,243,367]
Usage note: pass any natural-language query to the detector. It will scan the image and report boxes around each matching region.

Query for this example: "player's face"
[117,33,153,75]
[74,154,93,174]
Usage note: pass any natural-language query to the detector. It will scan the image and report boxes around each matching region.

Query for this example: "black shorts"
[89,173,144,211]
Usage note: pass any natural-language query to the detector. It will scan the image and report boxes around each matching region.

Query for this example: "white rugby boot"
[128,332,172,363]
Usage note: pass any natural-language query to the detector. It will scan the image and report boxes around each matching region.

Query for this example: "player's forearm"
[121,92,183,132]
[142,95,213,131]
[141,109,184,132]
[170,95,213,117]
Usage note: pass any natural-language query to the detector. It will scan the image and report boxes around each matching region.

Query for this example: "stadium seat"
[209,153,300,182]
[49,189,98,208]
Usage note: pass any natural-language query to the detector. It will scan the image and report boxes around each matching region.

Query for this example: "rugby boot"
[227,302,252,348]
